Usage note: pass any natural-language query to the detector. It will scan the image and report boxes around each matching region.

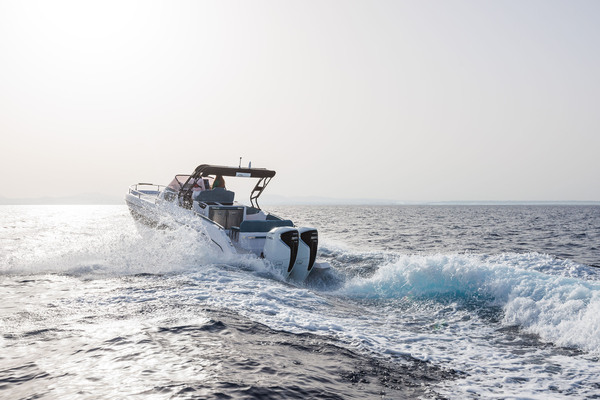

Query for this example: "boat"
[125,163,330,282]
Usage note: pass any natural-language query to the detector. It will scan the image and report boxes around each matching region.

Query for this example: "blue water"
[1,204,600,399]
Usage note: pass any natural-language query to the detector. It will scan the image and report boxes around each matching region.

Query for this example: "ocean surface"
[1,204,600,399]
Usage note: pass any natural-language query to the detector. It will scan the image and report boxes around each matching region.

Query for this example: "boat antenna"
[239,157,242,168]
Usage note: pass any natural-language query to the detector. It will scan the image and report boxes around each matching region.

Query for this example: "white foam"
[327,252,600,398]
[339,252,600,353]
[0,205,224,276]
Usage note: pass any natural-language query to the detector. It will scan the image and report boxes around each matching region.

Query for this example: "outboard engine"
[286,227,318,281]
[298,227,318,272]
[263,227,299,275]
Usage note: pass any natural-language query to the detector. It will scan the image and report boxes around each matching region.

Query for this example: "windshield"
[166,175,191,191]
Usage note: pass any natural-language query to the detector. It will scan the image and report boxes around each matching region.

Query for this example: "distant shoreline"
[0,196,598,207]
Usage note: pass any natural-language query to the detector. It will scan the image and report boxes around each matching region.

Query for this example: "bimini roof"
[192,164,276,179]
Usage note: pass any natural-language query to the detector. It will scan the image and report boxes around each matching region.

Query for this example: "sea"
[1,204,600,399]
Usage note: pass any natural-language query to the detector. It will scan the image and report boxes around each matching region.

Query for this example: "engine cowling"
[291,227,318,281]
[263,226,319,282]
[263,227,299,275]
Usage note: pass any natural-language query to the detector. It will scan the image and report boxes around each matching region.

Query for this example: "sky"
[1,0,599,203]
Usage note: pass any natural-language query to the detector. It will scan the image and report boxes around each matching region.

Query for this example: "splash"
[1,207,222,276]
[339,252,600,354]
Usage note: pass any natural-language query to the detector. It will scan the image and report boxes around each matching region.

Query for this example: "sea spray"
[338,251,600,354]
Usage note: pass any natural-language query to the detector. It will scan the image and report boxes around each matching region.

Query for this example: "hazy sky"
[1,0,599,202]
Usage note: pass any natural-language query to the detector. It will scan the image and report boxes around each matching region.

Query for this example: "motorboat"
[125,163,330,282]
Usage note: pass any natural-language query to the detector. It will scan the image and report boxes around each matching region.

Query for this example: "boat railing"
[128,183,167,204]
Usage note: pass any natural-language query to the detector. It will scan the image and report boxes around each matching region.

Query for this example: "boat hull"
[125,187,329,281]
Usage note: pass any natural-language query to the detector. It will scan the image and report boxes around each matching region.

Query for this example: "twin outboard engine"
[263,226,318,281]
[298,227,318,274]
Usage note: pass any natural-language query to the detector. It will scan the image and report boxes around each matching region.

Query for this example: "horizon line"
[0,194,598,207]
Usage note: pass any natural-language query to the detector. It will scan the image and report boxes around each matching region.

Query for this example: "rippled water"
[273,205,600,267]
[1,204,600,399]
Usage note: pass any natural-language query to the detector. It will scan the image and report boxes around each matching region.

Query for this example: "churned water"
[1,204,600,399]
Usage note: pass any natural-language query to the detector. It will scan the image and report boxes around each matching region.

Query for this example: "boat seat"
[238,220,293,232]
[246,206,262,215]
[194,187,235,204]
[245,206,266,221]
